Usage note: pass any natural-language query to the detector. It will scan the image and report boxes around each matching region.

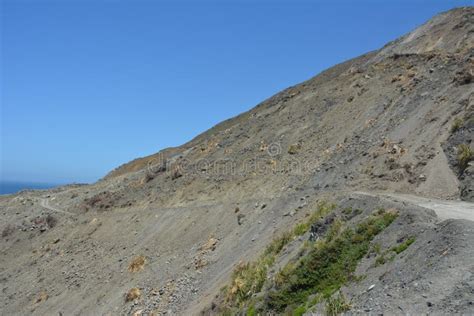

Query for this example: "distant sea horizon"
[0,180,62,195]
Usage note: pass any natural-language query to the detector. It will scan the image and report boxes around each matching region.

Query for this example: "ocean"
[0,181,60,195]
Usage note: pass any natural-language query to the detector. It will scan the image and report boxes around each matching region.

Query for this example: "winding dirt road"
[39,198,75,215]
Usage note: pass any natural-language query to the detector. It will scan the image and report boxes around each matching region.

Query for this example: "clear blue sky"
[1,1,472,184]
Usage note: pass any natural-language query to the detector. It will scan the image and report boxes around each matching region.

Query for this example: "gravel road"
[354,191,474,222]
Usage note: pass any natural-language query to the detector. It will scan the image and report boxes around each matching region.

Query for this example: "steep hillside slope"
[0,7,473,316]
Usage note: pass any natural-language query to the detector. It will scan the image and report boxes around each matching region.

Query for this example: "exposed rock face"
[442,106,474,201]
[0,7,473,316]
[462,164,474,200]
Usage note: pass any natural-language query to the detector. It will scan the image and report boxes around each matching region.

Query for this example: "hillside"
[0,7,473,316]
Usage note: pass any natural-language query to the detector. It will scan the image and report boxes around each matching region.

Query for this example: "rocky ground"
[1,7,473,316]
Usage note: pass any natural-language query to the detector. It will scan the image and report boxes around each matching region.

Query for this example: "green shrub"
[308,201,336,223]
[226,256,273,305]
[294,305,307,316]
[264,231,293,257]
[375,254,386,266]
[326,218,343,241]
[342,207,353,215]
[291,202,336,237]
[219,202,393,315]
[266,210,398,312]
[275,262,296,287]
[293,222,308,236]
[457,144,474,171]
[391,237,416,254]
[224,201,337,309]
[246,304,256,316]
[371,243,381,255]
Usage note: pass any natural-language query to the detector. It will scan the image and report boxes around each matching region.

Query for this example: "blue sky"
[1,1,472,184]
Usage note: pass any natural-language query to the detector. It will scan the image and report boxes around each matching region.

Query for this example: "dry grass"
[457,144,473,171]
[125,287,141,302]
[194,257,209,269]
[451,117,464,132]
[325,293,351,316]
[288,143,301,155]
[35,291,48,304]
[128,256,146,273]
[200,236,219,252]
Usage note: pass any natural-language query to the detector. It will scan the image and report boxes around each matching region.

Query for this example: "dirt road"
[354,192,474,222]
[39,198,75,215]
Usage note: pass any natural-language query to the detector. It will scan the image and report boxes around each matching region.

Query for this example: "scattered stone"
[237,214,245,225]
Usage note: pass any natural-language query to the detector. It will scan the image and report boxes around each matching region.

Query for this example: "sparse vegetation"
[125,287,141,302]
[265,209,398,312]
[325,218,343,241]
[225,229,295,305]
[128,256,146,272]
[374,237,414,267]
[293,222,308,236]
[226,258,272,305]
[371,243,381,255]
[264,231,293,258]
[288,143,301,155]
[293,305,307,316]
[35,291,49,304]
[392,236,416,254]
[375,254,387,266]
[292,201,336,237]
[451,117,464,132]
[374,248,397,266]
[223,202,334,308]
[82,191,123,211]
[218,206,398,315]
[325,292,351,316]
[342,207,353,215]
[274,262,296,287]
[246,304,256,316]
[457,144,473,172]
[292,295,322,316]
